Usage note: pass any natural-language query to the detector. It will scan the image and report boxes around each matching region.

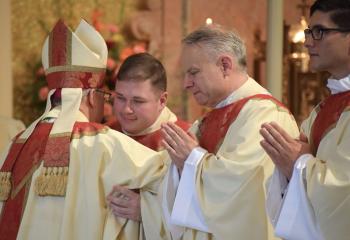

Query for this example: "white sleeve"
[170,147,210,233]
[274,154,324,240]
[161,162,184,240]
[265,166,289,226]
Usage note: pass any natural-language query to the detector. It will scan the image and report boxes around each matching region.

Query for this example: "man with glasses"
[304,26,350,41]
[0,19,166,239]
[260,0,350,239]
[96,88,113,103]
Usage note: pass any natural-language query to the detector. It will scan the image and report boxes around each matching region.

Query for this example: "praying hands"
[161,122,198,171]
[259,121,311,179]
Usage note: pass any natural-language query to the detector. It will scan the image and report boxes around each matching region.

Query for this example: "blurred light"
[206,18,213,25]
[289,16,308,43]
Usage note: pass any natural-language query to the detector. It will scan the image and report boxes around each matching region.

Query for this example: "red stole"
[111,119,190,151]
[0,122,106,240]
[311,91,350,155]
[198,94,287,153]
[0,123,53,240]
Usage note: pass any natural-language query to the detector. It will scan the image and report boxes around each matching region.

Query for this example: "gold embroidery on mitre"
[45,65,105,74]
[66,29,72,65]
[34,166,68,196]
[0,172,12,201]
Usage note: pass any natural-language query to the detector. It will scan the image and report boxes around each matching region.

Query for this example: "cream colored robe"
[110,107,182,240]
[266,77,350,240]
[161,78,300,240]
[0,111,166,240]
[300,109,350,240]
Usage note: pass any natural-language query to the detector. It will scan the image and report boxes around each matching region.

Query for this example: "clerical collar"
[327,74,350,95]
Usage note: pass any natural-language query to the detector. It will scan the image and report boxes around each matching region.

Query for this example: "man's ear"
[159,91,168,108]
[217,55,233,76]
[87,89,96,107]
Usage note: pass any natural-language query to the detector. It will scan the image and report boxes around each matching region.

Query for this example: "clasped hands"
[259,122,311,180]
[107,122,198,221]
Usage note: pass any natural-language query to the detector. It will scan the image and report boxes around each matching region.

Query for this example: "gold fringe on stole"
[34,167,68,196]
[0,172,11,201]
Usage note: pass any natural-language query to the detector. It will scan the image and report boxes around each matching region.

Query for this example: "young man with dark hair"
[107,53,190,239]
[110,53,190,151]
[260,0,350,239]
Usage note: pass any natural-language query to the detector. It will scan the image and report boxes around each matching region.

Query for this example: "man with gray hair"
[160,25,299,239]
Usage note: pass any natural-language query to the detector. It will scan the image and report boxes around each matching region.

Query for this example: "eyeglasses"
[95,89,113,103]
[304,27,350,40]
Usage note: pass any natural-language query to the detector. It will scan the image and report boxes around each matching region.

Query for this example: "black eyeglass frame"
[304,27,350,40]
[95,89,113,103]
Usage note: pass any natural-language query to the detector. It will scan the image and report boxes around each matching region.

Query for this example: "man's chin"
[193,96,207,106]
[308,63,321,73]
[122,127,139,135]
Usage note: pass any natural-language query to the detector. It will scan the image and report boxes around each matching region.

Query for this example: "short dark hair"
[116,53,167,91]
[310,0,350,28]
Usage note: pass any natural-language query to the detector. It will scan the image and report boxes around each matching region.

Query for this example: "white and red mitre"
[42,19,107,89]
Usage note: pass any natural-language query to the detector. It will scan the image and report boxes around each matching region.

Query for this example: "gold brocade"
[45,65,105,74]
[34,166,68,196]
[0,172,11,201]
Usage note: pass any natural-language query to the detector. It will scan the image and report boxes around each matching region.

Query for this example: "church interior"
[0,0,329,127]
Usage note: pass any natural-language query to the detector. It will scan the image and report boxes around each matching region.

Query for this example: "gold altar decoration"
[283,0,329,124]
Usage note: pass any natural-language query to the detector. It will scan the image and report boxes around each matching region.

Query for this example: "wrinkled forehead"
[180,44,213,68]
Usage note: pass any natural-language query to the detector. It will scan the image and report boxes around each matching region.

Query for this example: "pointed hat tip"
[52,19,70,31]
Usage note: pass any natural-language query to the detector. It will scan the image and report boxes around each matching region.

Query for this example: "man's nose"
[183,76,193,89]
[304,34,315,49]
[123,101,134,113]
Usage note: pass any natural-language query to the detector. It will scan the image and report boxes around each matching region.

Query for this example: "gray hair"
[182,25,247,71]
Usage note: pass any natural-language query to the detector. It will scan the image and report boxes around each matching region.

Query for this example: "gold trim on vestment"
[66,29,72,65]
[0,172,12,201]
[11,163,41,199]
[15,138,26,144]
[34,166,69,196]
[71,127,109,139]
[45,65,105,74]
[49,132,72,138]
[49,30,53,67]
